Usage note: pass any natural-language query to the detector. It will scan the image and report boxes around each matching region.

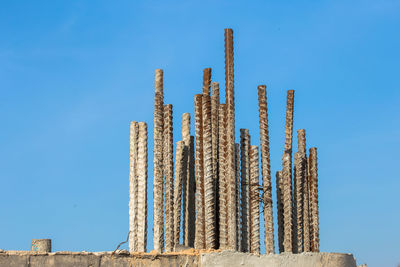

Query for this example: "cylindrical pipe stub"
[31,239,51,252]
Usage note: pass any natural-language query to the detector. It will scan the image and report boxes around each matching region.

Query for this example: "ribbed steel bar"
[182,113,195,247]
[218,104,228,249]
[173,141,187,248]
[240,129,250,252]
[129,121,139,252]
[202,68,212,96]
[211,82,220,248]
[294,152,304,253]
[249,145,260,255]
[297,129,306,155]
[194,94,205,249]
[202,94,216,249]
[153,69,164,253]
[276,170,284,253]
[224,28,237,249]
[234,143,241,252]
[163,104,174,252]
[284,90,295,153]
[282,152,293,252]
[257,85,275,254]
[309,147,319,252]
[137,122,148,252]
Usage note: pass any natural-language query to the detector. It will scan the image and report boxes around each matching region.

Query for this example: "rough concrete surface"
[0,250,357,267]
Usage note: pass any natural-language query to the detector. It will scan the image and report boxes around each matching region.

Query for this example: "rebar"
[309,147,319,252]
[276,170,284,253]
[202,94,216,249]
[137,122,148,252]
[249,145,260,255]
[234,143,241,252]
[240,128,251,252]
[202,68,212,96]
[294,152,304,253]
[129,121,139,252]
[153,69,164,253]
[218,104,228,249]
[257,85,274,254]
[225,28,237,249]
[282,152,293,252]
[182,113,195,247]
[173,141,188,248]
[194,94,205,249]
[163,104,174,252]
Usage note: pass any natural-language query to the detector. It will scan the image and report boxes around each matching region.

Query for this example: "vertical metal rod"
[276,170,284,253]
[224,28,237,249]
[137,122,148,252]
[173,141,187,248]
[202,68,212,96]
[203,94,216,249]
[282,152,293,252]
[309,147,319,252]
[153,69,164,253]
[240,129,251,252]
[234,143,241,252]
[249,145,260,254]
[194,94,205,249]
[294,152,304,253]
[218,104,228,249]
[163,104,174,252]
[257,85,275,254]
[129,121,139,252]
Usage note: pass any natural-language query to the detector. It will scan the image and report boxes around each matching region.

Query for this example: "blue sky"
[1,1,399,266]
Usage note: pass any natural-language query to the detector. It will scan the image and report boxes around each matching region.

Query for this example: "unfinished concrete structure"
[1,28,359,267]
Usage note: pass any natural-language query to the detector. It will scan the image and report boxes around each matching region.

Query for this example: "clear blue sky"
[1,1,399,266]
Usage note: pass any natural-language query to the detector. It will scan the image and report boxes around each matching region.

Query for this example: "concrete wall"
[0,250,357,267]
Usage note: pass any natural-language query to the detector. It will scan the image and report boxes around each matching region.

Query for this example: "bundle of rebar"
[128,29,320,254]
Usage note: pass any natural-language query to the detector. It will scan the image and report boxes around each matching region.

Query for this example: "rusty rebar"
[240,128,251,252]
[202,68,212,96]
[129,121,139,252]
[257,85,275,254]
[153,69,164,253]
[294,152,304,253]
[218,104,228,249]
[182,113,195,247]
[276,170,284,253]
[234,143,241,252]
[249,145,260,255]
[194,94,205,249]
[225,28,237,249]
[282,152,293,252]
[137,122,148,252]
[163,104,174,252]
[309,147,319,252]
[202,94,216,249]
[173,141,188,248]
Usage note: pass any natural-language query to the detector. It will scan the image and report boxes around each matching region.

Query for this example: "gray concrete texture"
[0,250,356,267]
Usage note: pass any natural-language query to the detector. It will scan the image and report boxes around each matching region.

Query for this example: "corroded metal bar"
[218,104,228,249]
[202,68,212,96]
[309,147,319,252]
[211,82,220,248]
[303,154,311,252]
[137,122,148,252]
[163,104,174,252]
[153,69,164,252]
[249,145,260,255]
[297,129,306,155]
[194,94,205,249]
[276,170,284,253]
[284,90,295,153]
[129,121,139,252]
[240,129,250,252]
[294,152,304,253]
[282,152,293,252]
[224,28,237,249]
[257,85,274,254]
[173,141,188,248]
[182,113,195,247]
[234,143,241,252]
[202,94,216,249]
